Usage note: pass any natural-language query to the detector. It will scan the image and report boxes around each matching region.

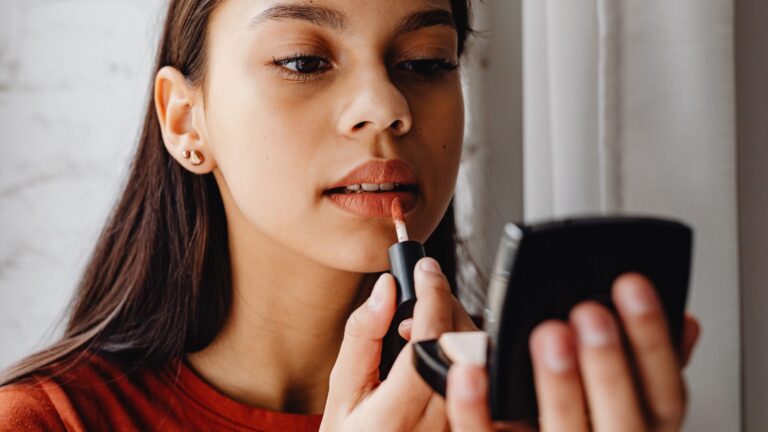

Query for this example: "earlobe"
[154,65,213,174]
[182,149,205,166]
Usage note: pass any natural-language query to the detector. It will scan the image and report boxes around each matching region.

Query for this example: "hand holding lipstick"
[320,257,480,431]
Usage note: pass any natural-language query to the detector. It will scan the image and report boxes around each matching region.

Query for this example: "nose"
[337,70,413,138]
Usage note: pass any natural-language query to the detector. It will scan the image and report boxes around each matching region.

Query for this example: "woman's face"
[202,0,464,272]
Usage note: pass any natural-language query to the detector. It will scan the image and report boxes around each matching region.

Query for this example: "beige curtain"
[522,0,739,430]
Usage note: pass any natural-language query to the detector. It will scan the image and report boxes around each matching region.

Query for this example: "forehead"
[215,0,455,34]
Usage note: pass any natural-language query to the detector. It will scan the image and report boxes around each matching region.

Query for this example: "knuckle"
[415,291,454,320]
[652,398,685,429]
[634,327,672,355]
[328,364,340,382]
[586,357,627,388]
[417,279,453,305]
[416,270,451,293]
[652,381,687,427]
[344,308,371,339]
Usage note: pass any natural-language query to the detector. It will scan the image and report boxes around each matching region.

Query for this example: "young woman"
[0,0,700,430]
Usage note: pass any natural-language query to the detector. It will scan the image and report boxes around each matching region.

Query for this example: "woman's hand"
[446,273,701,432]
[320,257,478,431]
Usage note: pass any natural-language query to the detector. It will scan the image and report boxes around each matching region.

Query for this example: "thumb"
[326,273,397,412]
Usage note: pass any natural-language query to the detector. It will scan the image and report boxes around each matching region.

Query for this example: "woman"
[0,0,700,430]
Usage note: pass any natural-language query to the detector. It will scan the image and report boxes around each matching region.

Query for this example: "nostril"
[353,121,366,130]
[390,120,403,131]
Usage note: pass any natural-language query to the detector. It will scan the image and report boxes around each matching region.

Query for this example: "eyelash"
[270,52,459,83]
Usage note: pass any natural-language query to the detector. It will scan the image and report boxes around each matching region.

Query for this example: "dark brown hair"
[1,0,478,384]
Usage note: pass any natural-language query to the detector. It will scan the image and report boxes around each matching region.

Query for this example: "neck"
[187,197,379,414]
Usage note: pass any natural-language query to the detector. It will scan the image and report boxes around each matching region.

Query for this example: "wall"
[0,0,162,368]
[454,0,524,314]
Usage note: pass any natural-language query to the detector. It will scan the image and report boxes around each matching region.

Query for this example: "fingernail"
[419,258,441,274]
[399,318,413,329]
[367,273,388,311]
[451,364,484,401]
[621,280,656,315]
[574,309,618,347]
[542,334,574,373]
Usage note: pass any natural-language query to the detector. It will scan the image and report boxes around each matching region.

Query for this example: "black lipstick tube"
[379,240,425,380]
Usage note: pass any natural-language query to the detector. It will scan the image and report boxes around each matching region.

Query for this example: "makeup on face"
[379,197,426,379]
[323,159,420,218]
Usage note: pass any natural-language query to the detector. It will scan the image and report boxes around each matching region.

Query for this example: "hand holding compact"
[443,274,701,432]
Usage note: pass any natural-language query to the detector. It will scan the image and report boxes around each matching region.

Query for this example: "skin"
[153,0,701,429]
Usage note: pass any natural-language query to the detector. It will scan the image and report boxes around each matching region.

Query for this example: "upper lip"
[324,159,420,192]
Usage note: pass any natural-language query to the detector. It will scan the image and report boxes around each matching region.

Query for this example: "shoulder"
[0,352,209,431]
[0,352,144,432]
[0,378,69,432]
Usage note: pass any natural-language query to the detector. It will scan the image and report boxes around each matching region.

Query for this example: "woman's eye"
[281,56,328,73]
[397,59,459,81]
[270,55,458,83]
[272,54,332,82]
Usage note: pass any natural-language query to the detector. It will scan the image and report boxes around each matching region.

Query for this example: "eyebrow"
[249,3,455,34]
[396,9,456,34]
[249,3,348,31]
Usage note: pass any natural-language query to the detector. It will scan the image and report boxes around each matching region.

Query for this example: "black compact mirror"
[412,216,693,422]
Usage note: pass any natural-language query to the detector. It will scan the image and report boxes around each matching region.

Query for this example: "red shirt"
[0,353,323,431]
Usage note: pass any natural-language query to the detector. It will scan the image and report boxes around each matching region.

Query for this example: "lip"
[324,159,420,191]
[324,159,420,218]
[326,191,418,218]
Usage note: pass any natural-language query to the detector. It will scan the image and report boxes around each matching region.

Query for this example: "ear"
[154,66,214,174]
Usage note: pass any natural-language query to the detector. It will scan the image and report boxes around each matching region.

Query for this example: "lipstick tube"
[379,198,425,380]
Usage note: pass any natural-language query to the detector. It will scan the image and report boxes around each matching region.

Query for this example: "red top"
[0,353,323,431]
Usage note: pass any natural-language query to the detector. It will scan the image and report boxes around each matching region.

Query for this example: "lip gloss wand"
[379,197,426,380]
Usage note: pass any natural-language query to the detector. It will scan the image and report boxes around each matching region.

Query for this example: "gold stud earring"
[182,149,204,166]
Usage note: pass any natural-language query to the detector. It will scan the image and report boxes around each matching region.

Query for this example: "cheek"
[407,88,464,240]
[205,84,322,231]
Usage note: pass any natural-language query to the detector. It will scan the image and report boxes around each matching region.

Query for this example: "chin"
[322,243,392,274]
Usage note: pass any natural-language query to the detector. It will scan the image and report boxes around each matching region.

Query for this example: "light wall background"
[0,0,162,363]
[0,1,764,431]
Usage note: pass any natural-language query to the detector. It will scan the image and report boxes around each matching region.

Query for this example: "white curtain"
[521,1,739,430]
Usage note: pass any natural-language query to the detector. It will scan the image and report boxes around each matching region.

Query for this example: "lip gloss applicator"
[379,197,426,380]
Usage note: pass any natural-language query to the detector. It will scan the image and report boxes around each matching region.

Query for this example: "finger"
[398,318,413,341]
[354,343,435,429]
[362,257,461,426]
[571,302,645,432]
[612,273,686,431]
[418,392,449,431]
[452,297,480,331]
[327,273,397,411]
[399,279,476,342]
[411,257,455,341]
[529,321,589,432]
[446,363,494,432]
[491,422,538,432]
[680,314,701,368]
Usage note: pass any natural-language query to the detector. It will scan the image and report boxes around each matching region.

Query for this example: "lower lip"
[325,191,418,217]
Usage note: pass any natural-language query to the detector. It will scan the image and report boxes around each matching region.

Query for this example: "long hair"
[1,0,478,384]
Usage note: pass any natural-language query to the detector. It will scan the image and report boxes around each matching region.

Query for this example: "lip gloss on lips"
[379,198,426,380]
